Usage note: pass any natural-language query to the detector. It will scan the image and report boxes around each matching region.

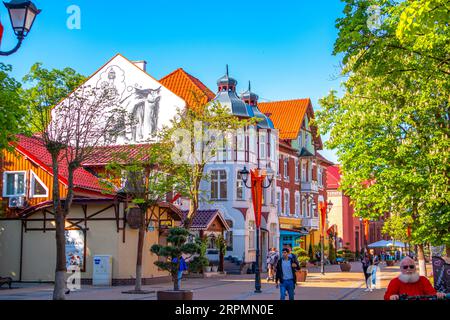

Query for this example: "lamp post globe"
[0,0,41,56]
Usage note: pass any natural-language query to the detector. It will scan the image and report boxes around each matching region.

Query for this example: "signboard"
[65,230,85,271]
[432,256,450,293]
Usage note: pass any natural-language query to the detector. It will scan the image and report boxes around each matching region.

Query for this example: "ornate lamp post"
[318,200,333,275]
[239,166,274,293]
[0,0,41,56]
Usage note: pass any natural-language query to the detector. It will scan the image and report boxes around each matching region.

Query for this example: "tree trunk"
[135,211,146,292]
[219,251,224,272]
[51,153,66,300]
[417,244,427,277]
[446,245,450,258]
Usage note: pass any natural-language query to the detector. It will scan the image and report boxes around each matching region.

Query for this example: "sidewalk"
[0,262,401,300]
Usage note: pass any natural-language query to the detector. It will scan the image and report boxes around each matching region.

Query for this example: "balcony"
[301,180,319,193]
[302,217,319,230]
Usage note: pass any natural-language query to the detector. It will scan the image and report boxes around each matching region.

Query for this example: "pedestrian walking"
[266,247,279,282]
[361,252,371,291]
[275,248,300,300]
[368,254,380,290]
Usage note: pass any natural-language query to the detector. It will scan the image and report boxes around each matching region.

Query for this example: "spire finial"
[226,64,229,77]
[248,81,251,92]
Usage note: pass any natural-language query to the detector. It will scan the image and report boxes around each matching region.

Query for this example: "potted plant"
[337,245,353,272]
[150,227,200,300]
[211,264,219,272]
[293,247,309,282]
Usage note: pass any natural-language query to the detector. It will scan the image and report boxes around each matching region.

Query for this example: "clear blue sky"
[1,0,345,163]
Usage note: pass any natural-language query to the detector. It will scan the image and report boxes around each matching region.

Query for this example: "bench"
[0,277,12,289]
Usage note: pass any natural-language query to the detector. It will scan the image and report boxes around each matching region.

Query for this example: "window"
[259,132,266,159]
[313,201,318,217]
[295,159,299,181]
[211,170,227,200]
[306,199,311,218]
[284,190,290,215]
[30,171,48,198]
[284,158,289,180]
[301,162,307,182]
[295,194,300,216]
[318,167,323,187]
[236,171,244,200]
[298,134,303,149]
[302,199,307,218]
[3,171,26,197]
[276,191,282,215]
[249,220,255,249]
[270,223,277,248]
[278,156,282,177]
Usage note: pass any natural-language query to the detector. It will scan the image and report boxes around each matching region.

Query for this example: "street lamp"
[319,200,333,275]
[0,0,41,56]
[239,165,274,293]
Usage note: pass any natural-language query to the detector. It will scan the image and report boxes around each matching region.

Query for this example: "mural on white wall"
[54,54,186,146]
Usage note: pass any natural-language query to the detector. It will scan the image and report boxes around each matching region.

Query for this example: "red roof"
[327,165,341,189]
[83,144,154,166]
[13,135,104,193]
[315,152,334,166]
[160,68,215,109]
[258,99,310,139]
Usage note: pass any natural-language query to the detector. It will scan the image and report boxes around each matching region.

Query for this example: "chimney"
[133,60,147,72]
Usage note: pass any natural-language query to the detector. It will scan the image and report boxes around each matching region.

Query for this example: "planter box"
[211,266,219,272]
[386,260,395,266]
[157,290,193,300]
[340,263,352,272]
[203,266,212,273]
[296,270,307,283]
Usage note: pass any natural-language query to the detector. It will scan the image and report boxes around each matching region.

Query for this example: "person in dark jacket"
[275,248,300,300]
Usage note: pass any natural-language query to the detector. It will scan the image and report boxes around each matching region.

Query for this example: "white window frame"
[302,198,307,218]
[284,157,289,180]
[284,190,290,216]
[306,199,311,218]
[259,131,266,160]
[295,193,300,216]
[276,190,282,215]
[318,167,323,187]
[236,170,245,200]
[2,171,27,197]
[248,220,256,250]
[301,161,307,182]
[295,159,299,181]
[30,170,49,198]
[210,169,227,200]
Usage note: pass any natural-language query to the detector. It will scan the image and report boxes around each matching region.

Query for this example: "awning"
[368,240,406,248]
[280,227,309,237]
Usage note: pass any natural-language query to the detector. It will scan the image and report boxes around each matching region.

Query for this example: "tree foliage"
[0,64,26,151]
[316,0,450,247]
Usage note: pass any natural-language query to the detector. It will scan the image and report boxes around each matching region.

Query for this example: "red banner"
[250,169,265,228]
[319,201,327,236]
[406,226,411,238]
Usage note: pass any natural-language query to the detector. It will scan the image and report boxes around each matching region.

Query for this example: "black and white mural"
[87,55,185,144]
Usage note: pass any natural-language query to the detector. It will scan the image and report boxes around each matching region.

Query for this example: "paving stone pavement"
[0,262,409,300]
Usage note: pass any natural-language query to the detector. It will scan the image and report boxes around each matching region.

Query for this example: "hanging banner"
[65,229,85,271]
[250,169,265,228]
[318,201,327,235]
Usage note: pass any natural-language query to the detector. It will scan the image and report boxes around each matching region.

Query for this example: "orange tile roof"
[258,99,311,139]
[159,68,216,109]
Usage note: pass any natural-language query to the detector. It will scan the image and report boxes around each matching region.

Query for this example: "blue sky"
[1,0,345,163]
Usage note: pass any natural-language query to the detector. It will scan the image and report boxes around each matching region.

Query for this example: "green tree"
[316,0,450,276]
[151,227,201,291]
[102,143,179,292]
[21,63,85,300]
[0,64,26,151]
[158,102,254,228]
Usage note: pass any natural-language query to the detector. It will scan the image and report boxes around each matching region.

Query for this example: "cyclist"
[384,256,446,300]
